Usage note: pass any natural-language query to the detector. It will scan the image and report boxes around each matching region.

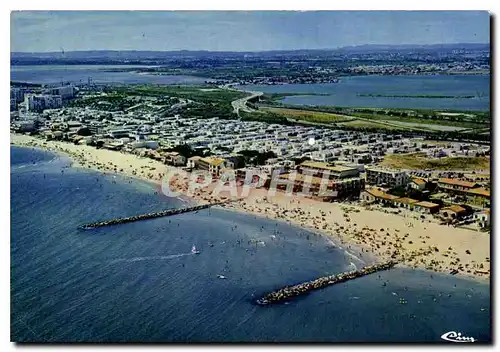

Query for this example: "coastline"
[11,133,490,282]
[219,203,377,267]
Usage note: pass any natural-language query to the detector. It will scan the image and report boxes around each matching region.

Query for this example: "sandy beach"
[11,133,490,281]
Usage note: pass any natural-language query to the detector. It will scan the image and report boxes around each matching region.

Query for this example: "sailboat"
[191,245,200,254]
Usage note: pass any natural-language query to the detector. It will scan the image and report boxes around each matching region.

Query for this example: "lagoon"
[10,65,209,85]
[242,75,490,111]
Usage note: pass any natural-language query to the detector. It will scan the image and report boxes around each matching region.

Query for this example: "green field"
[260,106,353,124]
[70,85,249,118]
[337,119,405,130]
[115,85,249,103]
[255,102,490,133]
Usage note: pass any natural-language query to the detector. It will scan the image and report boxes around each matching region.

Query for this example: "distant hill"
[335,43,489,52]
[11,43,490,64]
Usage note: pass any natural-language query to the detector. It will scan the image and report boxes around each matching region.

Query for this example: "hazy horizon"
[10,42,491,54]
[11,11,490,53]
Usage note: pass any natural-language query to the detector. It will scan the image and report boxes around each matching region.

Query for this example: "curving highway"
[231,90,263,115]
[220,84,263,116]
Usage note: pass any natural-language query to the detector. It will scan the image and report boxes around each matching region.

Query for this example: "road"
[231,91,263,115]
[220,84,263,116]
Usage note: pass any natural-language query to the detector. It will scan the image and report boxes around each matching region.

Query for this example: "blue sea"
[10,65,209,85]
[11,146,491,342]
[243,75,490,111]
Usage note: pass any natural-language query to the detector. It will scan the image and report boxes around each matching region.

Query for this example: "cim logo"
[441,331,476,343]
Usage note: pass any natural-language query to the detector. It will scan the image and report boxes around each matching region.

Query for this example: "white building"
[187,156,201,169]
[24,94,62,112]
[10,88,25,103]
[474,210,490,229]
[130,140,159,150]
[366,167,408,188]
[44,95,63,110]
[48,86,74,99]
[24,95,45,112]
[310,150,336,162]
[409,178,426,191]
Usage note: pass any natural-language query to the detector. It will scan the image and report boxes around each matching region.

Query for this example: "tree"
[292,156,311,165]
[77,127,92,136]
[164,144,205,159]
[239,150,277,166]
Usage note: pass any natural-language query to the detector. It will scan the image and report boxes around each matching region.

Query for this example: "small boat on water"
[191,245,200,254]
[217,275,226,279]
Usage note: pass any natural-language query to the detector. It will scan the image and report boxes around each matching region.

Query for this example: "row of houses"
[436,178,490,206]
[361,188,490,229]
[362,170,490,209]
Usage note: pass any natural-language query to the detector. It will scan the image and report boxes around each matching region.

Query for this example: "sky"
[10,11,490,52]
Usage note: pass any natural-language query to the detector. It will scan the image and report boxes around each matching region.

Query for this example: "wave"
[344,250,365,264]
[11,164,32,171]
[11,157,64,171]
[108,252,194,264]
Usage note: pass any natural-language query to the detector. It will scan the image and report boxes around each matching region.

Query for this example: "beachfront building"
[11,120,37,133]
[393,197,419,210]
[87,122,105,135]
[437,178,479,194]
[235,167,268,186]
[187,156,202,169]
[197,157,226,177]
[360,188,399,206]
[130,140,159,150]
[464,187,490,208]
[439,205,468,220]
[109,129,132,139]
[275,173,365,200]
[409,177,426,191]
[360,188,440,213]
[412,201,440,214]
[163,152,186,166]
[365,167,408,189]
[474,210,490,229]
[297,161,360,180]
[102,142,123,151]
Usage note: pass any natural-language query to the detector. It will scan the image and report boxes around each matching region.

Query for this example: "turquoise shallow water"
[11,146,491,342]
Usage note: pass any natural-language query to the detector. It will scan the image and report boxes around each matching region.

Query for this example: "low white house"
[409,178,426,191]
[474,210,490,229]
[130,140,159,150]
[187,156,201,169]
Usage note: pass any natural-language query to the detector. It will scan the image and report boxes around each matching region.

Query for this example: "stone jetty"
[256,260,397,305]
[79,200,236,229]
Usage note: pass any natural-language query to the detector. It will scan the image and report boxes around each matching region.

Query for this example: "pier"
[79,200,236,229]
[256,260,397,305]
